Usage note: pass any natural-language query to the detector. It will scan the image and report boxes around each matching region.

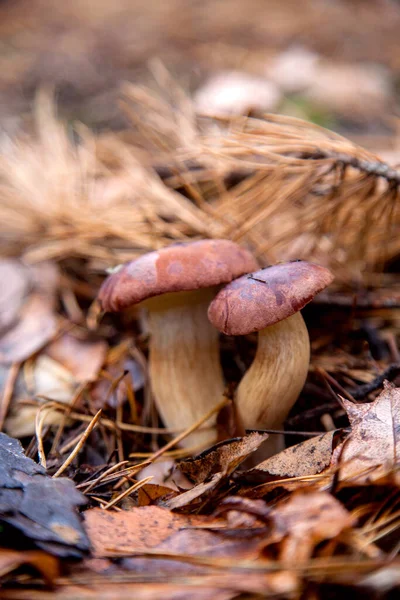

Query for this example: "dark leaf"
[0,432,89,557]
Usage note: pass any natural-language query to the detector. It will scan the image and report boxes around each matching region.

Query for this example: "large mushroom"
[97,240,258,448]
[208,261,334,455]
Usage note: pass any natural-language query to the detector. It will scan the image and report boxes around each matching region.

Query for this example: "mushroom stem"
[236,311,310,456]
[145,289,224,449]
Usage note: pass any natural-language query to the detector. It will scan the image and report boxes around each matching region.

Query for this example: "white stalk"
[146,289,224,449]
[236,311,310,456]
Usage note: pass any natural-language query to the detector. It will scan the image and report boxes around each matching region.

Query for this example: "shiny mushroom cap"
[98,240,258,312]
[208,261,334,336]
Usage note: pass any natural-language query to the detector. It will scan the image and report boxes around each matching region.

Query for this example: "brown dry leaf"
[5,355,77,438]
[331,382,400,485]
[0,294,58,364]
[177,432,269,484]
[0,548,59,583]
[45,332,107,383]
[84,506,212,558]
[163,472,224,510]
[241,431,337,484]
[138,483,178,507]
[271,490,355,563]
[0,259,30,336]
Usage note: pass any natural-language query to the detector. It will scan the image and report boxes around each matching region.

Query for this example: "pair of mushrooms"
[98,240,333,453]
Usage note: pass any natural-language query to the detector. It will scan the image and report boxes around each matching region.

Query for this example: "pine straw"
[1,73,400,285]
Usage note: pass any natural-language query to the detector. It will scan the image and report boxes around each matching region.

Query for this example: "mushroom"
[207,261,334,455]
[97,240,258,448]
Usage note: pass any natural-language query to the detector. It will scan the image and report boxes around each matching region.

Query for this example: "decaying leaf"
[164,473,224,510]
[271,490,355,562]
[138,483,178,507]
[161,433,269,510]
[331,382,400,484]
[177,432,269,484]
[84,505,212,557]
[240,431,337,484]
[0,432,89,557]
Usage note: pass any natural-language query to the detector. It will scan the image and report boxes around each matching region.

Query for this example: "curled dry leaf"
[271,491,355,563]
[177,432,269,484]
[163,472,224,510]
[240,431,337,485]
[331,382,400,485]
[4,355,77,438]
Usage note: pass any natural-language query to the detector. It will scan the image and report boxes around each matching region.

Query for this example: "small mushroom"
[208,261,334,455]
[97,240,258,449]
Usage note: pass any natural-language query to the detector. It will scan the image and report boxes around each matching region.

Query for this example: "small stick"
[53,410,102,478]
[79,461,129,493]
[102,475,153,510]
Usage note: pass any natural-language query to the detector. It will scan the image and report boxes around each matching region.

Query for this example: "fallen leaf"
[5,355,78,438]
[138,483,178,506]
[0,260,30,336]
[0,432,89,557]
[163,473,224,510]
[84,506,212,557]
[331,382,400,484]
[271,491,355,562]
[0,294,57,364]
[240,431,337,484]
[45,332,107,383]
[177,432,269,484]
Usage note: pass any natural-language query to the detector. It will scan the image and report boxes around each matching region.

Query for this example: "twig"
[350,364,400,400]
[102,475,153,510]
[52,410,102,478]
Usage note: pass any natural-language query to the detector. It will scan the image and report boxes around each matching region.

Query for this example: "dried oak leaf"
[239,431,337,485]
[177,432,269,484]
[0,432,89,557]
[271,490,355,562]
[331,382,400,485]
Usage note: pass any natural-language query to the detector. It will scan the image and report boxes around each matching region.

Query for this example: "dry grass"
[0,76,399,287]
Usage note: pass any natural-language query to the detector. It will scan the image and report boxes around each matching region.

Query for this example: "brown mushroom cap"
[208,261,334,336]
[98,240,258,312]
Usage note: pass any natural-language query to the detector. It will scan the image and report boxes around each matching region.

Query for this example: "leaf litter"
[0,76,400,598]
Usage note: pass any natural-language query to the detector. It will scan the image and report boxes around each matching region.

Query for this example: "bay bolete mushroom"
[207,261,334,455]
[97,240,258,448]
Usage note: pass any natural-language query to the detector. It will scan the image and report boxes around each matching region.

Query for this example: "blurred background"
[1,0,400,153]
